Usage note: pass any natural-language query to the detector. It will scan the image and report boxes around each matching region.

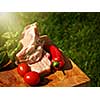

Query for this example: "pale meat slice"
[20,22,39,48]
[28,53,51,74]
[16,22,44,64]
[16,22,52,75]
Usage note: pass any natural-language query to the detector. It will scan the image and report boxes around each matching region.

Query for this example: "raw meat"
[29,52,51,74]
[16,22,44,64]
[16,22,51,74]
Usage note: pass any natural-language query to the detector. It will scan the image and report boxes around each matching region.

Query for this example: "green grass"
[0,12,100,86]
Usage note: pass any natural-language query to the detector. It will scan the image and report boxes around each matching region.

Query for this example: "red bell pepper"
[45,44,65,70]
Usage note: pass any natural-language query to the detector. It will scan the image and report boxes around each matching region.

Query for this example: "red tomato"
[17,63,30,77]
[24,71,40,86]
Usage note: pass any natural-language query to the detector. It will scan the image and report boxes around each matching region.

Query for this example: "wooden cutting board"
[0,35,90,87]
[0,58,90,87]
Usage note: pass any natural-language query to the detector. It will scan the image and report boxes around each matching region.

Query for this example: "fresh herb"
[0,32,22,69]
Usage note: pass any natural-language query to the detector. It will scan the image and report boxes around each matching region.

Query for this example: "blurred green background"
[0,12,100,86]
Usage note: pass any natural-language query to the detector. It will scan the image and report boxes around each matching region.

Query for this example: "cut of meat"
[28,53,51,74]
[20,22,39,48]
[16,22,52,75]
[28,45,43,64]
[16,22,44,64]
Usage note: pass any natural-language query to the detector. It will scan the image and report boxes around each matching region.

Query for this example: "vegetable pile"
[0,32,22,69]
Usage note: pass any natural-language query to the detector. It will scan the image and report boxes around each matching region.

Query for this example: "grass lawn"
[0,12,100,86]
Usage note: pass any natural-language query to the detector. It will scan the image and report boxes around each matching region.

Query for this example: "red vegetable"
[24,71,40,86]
[17,63,30,77]
[45,44,65,70]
